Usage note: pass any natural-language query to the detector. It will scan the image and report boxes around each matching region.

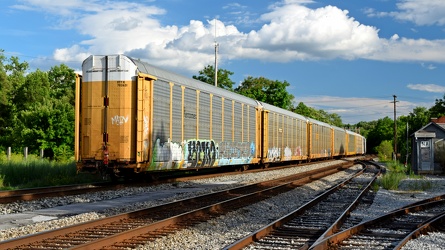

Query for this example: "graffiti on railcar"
[184,139,217,168]
[283,146,292,161]
[150,137,256,170]
[111,115,129,125]
[151,138,184,169]
[268,146,304,161]
[294,146,302,156]
[267,147,281,162]
[217,141,255,165]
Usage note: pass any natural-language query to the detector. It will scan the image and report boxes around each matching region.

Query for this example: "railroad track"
[0,161,355,249]
[223,160,381,250]
[0,159,344,204]
[310,194,445,250]
[0,183,117,204]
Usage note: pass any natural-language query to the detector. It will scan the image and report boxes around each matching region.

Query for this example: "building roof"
[412,119,445,138]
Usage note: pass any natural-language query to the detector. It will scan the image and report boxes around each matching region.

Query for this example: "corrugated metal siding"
[300,119,308,156]
[199,92,211,139]
[224,99,232,141]
[278,114,283,153]
[171,84,182,142]
[248,106,256,143]
[334,129,346,155]
[348,134,355,153]
[356,136,363,154]
[269,113,275,149]
[234,102,242,141]
[212,96,223,142]
[243,105,248,142]
[184,88,197,140]
[152,79,170,144]
[130,57,259,109]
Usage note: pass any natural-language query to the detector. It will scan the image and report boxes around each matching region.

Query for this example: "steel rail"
[393,210,445,249]
[223,161,377,250]
[0,161,353,249]
[310,197,445,250]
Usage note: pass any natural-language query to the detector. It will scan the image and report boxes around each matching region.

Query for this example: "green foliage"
[292,102,343,127]
[367,117,394,154]
[371,181,380,192]
[192,65,235,91]
[0,153,101,189]
[429,94,445,118]
[235,76,294,110]
[375,140,393,161]
[378,172,405,190]
[377,161,432,191]
[0,52,76,159]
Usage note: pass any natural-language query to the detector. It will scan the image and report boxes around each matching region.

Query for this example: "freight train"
[75,55,366,178]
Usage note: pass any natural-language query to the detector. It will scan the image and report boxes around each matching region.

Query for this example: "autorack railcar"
[75,55,365,178]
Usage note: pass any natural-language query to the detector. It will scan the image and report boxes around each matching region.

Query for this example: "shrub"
[378,172,405,190]
[375,140,393,161]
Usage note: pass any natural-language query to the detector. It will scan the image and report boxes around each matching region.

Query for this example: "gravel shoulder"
[1,160,444,249]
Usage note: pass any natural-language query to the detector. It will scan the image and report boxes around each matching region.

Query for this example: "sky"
[1,0,445,125]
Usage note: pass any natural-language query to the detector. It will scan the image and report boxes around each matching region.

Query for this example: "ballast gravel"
[0,159,444,250]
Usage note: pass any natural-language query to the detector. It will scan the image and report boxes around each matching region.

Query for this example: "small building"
[411,116,445,174]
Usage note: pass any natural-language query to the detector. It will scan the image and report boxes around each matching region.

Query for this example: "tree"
[366,116,394,154]
[12,70,52,153]
[375,140,393,161]
[429,94,445,118]
[193,65,235,91]
[48,64,76,105]
[408,106,430,132]
[0,53,29,150]
[0,50,10,147]
[6,64,76,160]
[292,102,344,127]
[235,76,294,110]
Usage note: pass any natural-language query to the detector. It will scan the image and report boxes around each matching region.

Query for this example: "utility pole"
[392,95,399,161]
[214,19,219,87]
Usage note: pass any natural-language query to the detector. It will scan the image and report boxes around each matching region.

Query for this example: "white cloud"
[365,0,445,26]
[366,37,445,63]
[407,84,445,93]
[420,63,436,70]
[394,0,445,26]
[15,0,445,73]
[243,4,381,61]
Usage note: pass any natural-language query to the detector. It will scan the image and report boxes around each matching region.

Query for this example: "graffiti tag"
[111,115,129,125]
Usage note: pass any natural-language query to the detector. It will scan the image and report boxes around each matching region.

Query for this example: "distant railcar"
[260,102,309,164]
[307,118,332,159]
[75,55,366,178]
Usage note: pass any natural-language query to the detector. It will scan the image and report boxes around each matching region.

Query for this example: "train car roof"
[307,117,333,128]
[128,56,259,107]
[260,102,308,121]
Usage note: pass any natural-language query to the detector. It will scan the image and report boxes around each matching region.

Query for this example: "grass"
[377,161,433,191]
[0,153,102,190]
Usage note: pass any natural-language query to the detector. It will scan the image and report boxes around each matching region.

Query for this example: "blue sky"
[1,0,445,124]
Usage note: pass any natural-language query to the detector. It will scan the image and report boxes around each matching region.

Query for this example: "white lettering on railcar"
[111,115,129,125]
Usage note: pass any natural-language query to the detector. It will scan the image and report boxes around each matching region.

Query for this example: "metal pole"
[214,42,218,87]
[405,122,409,167]
[393,95,398,161]
[214,19,218,87]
